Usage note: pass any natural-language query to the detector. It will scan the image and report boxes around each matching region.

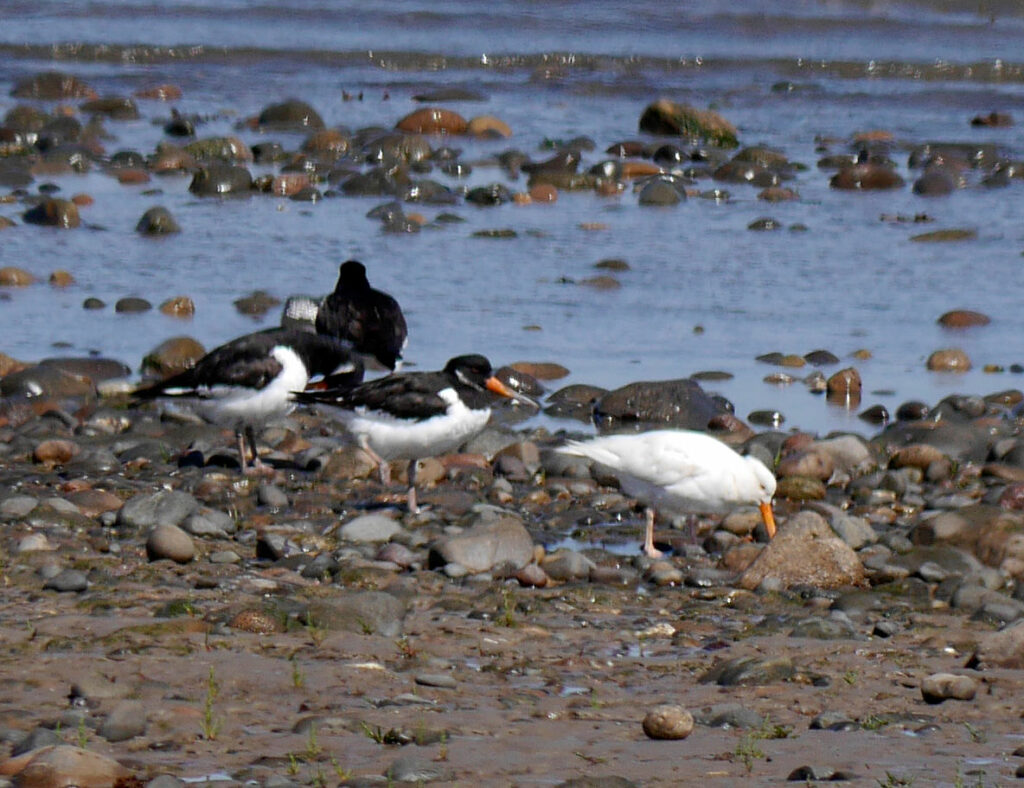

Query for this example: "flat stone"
[339,513,403,543]
[920,673,977,704]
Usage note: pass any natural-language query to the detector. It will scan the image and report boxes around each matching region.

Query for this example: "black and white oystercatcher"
[558,429,777,557]
[135,328,364,475]
[294,354,534,511]
[315,260,408,371]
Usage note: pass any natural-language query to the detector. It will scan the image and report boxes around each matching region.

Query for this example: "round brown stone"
[228,609,285,634]
[395,107,468,135]
[33,439,79,466]
[159,296,195,318]
[642,704,694,740]
[141,336,205,378]
[467,115,511,138]
[927,348,972,372]
[49,270,75,287]
[937,309,990,328]
[0,267,36,286]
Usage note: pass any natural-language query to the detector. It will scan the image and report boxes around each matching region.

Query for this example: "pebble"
[146,524,195,563]
[920,673,977,704]
[99,700,148,741]
[42,569,88,593]
[339,513,403,543]
[642,704,694,740]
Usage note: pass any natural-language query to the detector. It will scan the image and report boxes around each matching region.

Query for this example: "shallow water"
[2,0,1024,436]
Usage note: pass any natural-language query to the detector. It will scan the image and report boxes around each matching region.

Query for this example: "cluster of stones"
[2,71,1016,245]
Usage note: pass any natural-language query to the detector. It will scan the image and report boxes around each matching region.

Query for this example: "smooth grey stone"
[693,703,765,729]
[181,508,237,538]
[384,756,455,783]
[256,483,289,508]
[809,710,856,730]
[43,568,87,592]
[699,656,795,686]
[543,550,595,581]
[147,776,186,788]
[339,513,403,543]
[146,524,195,563]
[789,615,858,640]
[1,496,38,518]
[414,673,457,689]
[305,591,406,637]
[208,550,241,564]
[11,726,61,756]
[99,700,147,741]
[117,490,199,529]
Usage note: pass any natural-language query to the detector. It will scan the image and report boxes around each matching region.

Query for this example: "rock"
[33,439,79,466]
[642,705,694,740]
[1,496,39,518]
[81,96,138,120]
[65,489,123,517]
[305,591,406,636]
[739,511,865,590]
[911,228,976,243]
[1,364,95,399]
[927,348,972,372]
[594,378,724,430]
[395,107,468,135]
[339,513,403,543]
[0,745,128,787]
[257,99,324,130]
[23,199,80,228]
[48,270,74,287]
[43,569,88,593]
[428,516,535,573]
[699,656,795,686]
[776,449,834,480]
[159,296,194,318]
[542,550,596,581]
[968,618,1024,669]
[188,163,252,196]
[136,206,181,235]
[98,700,147,741]
[826,368,861,405]
[233,291,280,316]
[638,99,738,147]
[830,163,905,189]
[140,336,205,378]
[11,72,97,100]
[181,509,237,538]
[468,115,511,138]
[118,490,200,529]
[256,483,289,509]
[0,267,36,286]
[146,524,195,563]
[228,609,285,634]
[637,177,684,206]
[920,673,977,703]
[114,296,152,313]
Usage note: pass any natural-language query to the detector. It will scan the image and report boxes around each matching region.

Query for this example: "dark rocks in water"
[594,378,725,431]
[114,297,152,314]
[23,198,80,228]
[638,99,738,148]
[830,163,905,190]
[395,107,468,135]
[188,163,252,196]
[544,384,608,422]
[971,111,1012,127]
[637,176,685,206]
[11,71,97,100]
[251,141,286,163]
[912,167,957,196]
[257,99,324,130]
[466,183,512,206]
[937,309,990,328]
[80,96,139,121]
[135,206,181,235]
[184,136,251,163]
[233,290,280,315]
[907,142,999,170]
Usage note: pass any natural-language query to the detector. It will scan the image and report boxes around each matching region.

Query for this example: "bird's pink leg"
[643,507,664,558]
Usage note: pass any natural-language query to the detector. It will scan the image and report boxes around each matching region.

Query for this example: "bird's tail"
[557,438,619,466]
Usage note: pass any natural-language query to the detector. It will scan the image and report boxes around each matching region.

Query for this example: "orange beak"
[760,500,776,539]
[485,375,517,398]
